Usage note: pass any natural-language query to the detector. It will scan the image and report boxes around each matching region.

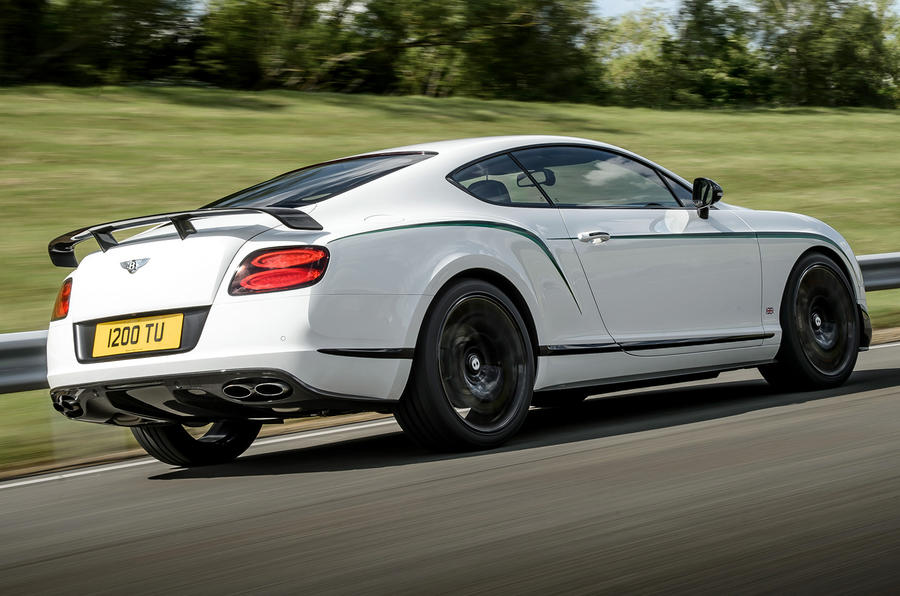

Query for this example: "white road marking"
[0,459,157,491]
[0,419,397,491]
[253,419,395,447]
[871,341,900,350]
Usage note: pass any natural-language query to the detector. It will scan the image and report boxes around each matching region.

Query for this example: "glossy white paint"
[534,345,776,392]
[563,208,763,350]
[66,214,274,321]
[47,135,867,412]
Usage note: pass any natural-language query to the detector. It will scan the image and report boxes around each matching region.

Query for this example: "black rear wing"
[48,207,323,268]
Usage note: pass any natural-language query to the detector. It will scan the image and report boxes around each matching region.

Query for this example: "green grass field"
[1,85,899,474]
[1,85,898,333]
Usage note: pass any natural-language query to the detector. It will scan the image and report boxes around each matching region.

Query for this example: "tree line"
[1,0,898,108]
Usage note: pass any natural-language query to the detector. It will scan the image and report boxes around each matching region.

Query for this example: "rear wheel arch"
[423,268,540,366]
[402,267,539,400]
[393,263,542,400]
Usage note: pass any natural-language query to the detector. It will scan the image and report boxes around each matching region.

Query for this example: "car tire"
[395,279,535,451]
[759,252,859,391]
[131,420,261,467]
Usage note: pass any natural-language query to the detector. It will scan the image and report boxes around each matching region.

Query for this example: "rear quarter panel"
[308,222,597,351]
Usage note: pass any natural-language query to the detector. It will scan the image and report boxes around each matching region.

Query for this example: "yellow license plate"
[92,313,183,358]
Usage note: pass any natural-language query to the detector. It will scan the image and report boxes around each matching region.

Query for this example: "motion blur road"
[2,345,899,594]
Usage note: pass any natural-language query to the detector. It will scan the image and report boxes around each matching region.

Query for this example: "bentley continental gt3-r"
[46,136,871,466]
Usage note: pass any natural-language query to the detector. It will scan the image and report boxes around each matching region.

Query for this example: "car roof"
[356,135,622,163]
[353,135,690,189]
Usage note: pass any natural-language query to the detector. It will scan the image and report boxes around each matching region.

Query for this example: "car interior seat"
[468,179,512,204]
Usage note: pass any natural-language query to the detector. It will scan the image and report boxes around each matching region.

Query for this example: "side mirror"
[517,168,556,187]
[692,178,723,220]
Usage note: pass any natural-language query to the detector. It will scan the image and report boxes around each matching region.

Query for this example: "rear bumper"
[48,292,418,411]
[51,368,396,426]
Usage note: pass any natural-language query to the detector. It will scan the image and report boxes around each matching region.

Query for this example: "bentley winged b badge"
[120,258,150,274]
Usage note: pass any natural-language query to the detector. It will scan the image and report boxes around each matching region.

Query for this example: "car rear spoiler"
[48,207,323,268]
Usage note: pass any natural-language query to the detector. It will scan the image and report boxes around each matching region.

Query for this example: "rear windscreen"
[204,152,434,209]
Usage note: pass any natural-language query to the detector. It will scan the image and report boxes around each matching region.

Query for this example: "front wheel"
[395,279,535,451]
[759,252,859,391]
[131,420,261,467]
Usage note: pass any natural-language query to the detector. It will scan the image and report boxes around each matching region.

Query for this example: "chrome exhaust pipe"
[222,383,254,399]
[254,381,290,398]
[52,393,84,418]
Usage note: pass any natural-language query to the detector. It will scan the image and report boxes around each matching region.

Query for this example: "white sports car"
[46,135,871,466]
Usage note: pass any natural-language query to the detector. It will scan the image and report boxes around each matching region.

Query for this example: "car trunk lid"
[68,213,275,322]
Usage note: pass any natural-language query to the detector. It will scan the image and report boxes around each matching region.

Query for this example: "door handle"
[577,231,611,245]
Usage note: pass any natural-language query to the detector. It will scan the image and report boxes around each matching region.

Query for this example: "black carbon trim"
[322,335,770,359]
[538,361,773,393]
[538,333,774,357]
[538,343,621,356]
[48,207,323,267]
[50,367,398,426]
[622,333,774,351]
[317,348,415,359]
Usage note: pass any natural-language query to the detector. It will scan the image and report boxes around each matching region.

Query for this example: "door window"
[663,173,694,207]
[450,154,550,206]
[512,146,680,208]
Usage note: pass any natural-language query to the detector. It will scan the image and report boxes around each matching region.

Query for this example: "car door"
[448,151,615,350]
[511,145,764,353]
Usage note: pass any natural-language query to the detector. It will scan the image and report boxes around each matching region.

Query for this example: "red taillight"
[239,269,321,291]
[230,246,329,295]
[51,278,72,321]
[250,248,324,269]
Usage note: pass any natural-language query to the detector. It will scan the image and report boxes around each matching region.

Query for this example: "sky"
[595,0,680,17]
[595,0,900,17]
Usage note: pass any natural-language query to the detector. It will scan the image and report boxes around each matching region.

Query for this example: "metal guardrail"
[858,252,900,292]
[1,253,898,395]
[0,331,49,394]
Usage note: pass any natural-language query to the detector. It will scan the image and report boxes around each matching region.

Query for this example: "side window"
[663,174,694,206]
[450,154,549,206]
[511,146,681,208]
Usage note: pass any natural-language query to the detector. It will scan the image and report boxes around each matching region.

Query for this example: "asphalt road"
[2,345,899,595]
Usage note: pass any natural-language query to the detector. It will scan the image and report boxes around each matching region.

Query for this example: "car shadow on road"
[149,367,900,481]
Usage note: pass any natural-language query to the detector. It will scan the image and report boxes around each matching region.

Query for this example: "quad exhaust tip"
[51,393,84,418]
[222,380,291,400]
[254,382,291,398]
[222,383,254,399]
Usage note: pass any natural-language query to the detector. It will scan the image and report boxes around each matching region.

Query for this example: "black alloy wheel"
[760,253,859,390]
[438,294,526,432]
[794,264,856,375]
[395,279,535,451]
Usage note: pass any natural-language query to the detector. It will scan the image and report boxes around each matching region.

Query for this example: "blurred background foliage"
[1,0,898,108]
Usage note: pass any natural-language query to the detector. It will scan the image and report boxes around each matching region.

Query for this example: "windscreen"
[205,152,434,209]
